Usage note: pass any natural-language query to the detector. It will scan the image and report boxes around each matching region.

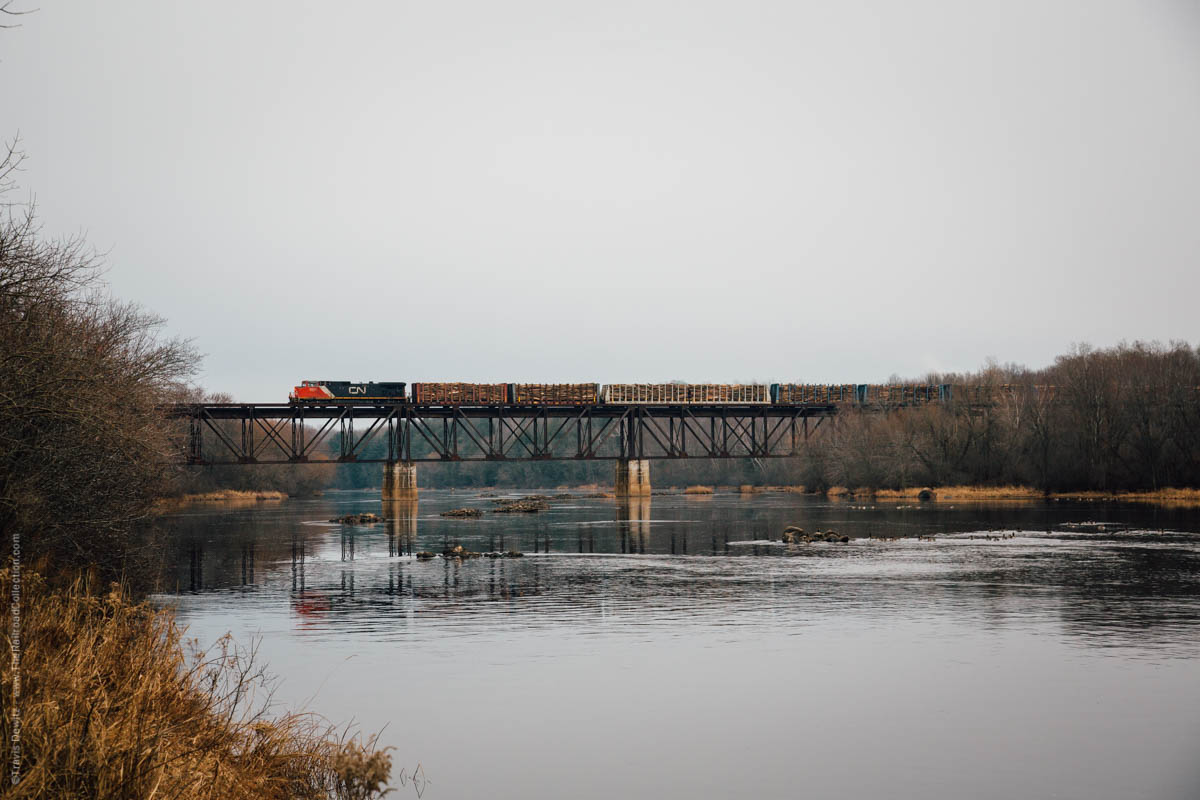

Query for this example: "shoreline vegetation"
[830,485,1200,507]
[154,489,291,510]
[617,482,1200,506]
[663,483,1200,506]
[1,135,397,798]
[0,570,390,800]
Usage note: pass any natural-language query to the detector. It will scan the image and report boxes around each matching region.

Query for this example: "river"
[154,489,1200,800]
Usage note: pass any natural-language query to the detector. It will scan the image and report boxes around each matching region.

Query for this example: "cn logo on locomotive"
[348,385,366,394]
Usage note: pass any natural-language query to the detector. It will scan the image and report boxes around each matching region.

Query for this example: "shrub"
[0,569,391,799]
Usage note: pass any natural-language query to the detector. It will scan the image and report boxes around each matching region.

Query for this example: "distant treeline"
[796,343,1200,492]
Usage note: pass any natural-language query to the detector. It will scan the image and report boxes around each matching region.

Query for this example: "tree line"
[796,343,1200,492]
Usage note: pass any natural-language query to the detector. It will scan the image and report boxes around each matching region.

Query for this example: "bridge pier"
[382,461,418,500]
[614,458,651,497]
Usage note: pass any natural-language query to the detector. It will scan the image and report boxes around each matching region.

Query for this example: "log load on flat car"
[854,384,945,405]
[290,381,406,402]
[510,384,600,405]
[411,382,508,405]
[602,384,770,404]
[771,384,857,404]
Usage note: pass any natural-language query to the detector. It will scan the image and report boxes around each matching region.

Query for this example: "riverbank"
[826,485,1200,507]
[1048,487,1200,507]
[0,569,390,800]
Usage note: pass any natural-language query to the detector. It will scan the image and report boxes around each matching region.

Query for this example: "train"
[290,380,1055,406]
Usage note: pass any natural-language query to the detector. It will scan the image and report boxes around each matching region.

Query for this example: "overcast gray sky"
[3,1,1198,399]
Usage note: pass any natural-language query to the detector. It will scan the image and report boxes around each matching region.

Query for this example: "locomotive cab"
[290,381,336,402]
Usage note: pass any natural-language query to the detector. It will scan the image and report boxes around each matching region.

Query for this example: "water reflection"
[156,489,1200,655]
[154,490,1200,800]
[617,496,651,554]
[384,499,419,557]
[290,531,306,592]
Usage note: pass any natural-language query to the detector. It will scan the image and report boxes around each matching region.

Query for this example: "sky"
[2,1,1199,400]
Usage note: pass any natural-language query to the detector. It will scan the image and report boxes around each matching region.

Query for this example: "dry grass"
[1050,487,1200,507]
[683,485,715,495]
[154,490,288,512]
[869,485,1043,501]
[826,485,1200,506]
[930,485,1044,501]
[183,489,288,502]
[1,569,392,800]
[738,485,762,494]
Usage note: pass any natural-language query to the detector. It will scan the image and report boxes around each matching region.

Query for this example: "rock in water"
[330,512,383,524]
[441,508,483,518]
[491,497,551,513]
[781,525,805,544]
[442,544,482,559]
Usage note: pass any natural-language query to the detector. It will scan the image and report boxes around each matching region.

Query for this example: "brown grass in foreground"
[1,570,391,800]
[683,485,715,495]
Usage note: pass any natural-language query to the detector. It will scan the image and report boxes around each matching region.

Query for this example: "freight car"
[771,384,858,404]
[511,384,600,405]
[602,384,771,404]
[854,384,949,404]
[410,382,508,405]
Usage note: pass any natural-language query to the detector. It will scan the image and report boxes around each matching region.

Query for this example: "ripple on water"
[152,491,1200,800]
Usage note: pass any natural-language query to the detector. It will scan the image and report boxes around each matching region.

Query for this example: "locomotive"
[290,381,408,402]
[289,380,992,406]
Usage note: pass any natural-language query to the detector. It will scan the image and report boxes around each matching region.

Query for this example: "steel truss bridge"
[170,403,840,465]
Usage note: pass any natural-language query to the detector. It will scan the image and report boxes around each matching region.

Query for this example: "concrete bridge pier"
[382,461,418,501]
[615,458,651,497]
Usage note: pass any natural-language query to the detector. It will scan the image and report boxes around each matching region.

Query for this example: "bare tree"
[1,154,199,578]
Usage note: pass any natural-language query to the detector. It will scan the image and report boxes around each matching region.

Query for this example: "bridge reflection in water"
[383,499,420,557]
[157,489,1200,661]
[156,489,1200,800]
[617,496,652,554]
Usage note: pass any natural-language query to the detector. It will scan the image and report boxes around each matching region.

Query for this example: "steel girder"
[169,403,836,465]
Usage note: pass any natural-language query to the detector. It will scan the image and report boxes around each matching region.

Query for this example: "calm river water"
[155,489,1200,800]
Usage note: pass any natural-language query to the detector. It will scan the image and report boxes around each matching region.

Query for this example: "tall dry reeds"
[1,569,391,800]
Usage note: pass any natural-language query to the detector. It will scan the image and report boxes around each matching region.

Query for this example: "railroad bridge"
[170,401,840,499]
